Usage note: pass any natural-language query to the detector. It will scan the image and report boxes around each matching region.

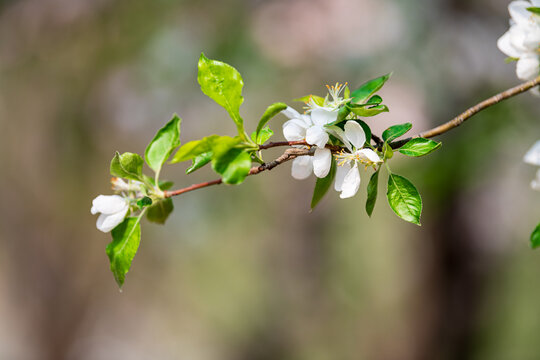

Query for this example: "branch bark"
[165,76,539,198]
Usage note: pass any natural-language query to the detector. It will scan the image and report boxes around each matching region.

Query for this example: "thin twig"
[164,148,312,198]
[165,76,539,197]
[391,75,540,148]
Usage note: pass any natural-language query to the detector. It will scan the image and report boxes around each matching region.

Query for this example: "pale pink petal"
[516,54,539,80]
[344,121,366,149]
[92,195,128,215]
[96,207,128,233]
[281,106,302,120]
[283,119,309,141]
[357,149,382,164]
[306,125,329,148]
[291,156,313,180]
[334,162,351,192]
[340,165,361,199]
[497,30,522,58]
[509,1,535,26]
[313,148,332,178]
[311,107,338,126]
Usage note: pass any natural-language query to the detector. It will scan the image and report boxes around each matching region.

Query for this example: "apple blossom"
[91,195,130,233]
[524,140,540,190]
[333,121,382,199]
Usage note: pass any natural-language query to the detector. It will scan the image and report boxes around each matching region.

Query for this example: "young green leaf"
[527,6,540,15]
[186,152,213,174]
[531,223,540,249]
[350,73,391,104]
[386,173,422,225]
[110,152,144,181]
[211,137,252,185]
[251,127,274,145]
[310,159,337,210]
[106,217,142,288]
[365,169,380,217]
[170,135,221,163]
[145,114,181,174]
[198,53,245,136]
[398,138,442,157]
[147,198,174,224]
[366,95,383,105]
[137,196,153,209]
[349,104,389,117]
[255,102,287,138]
[336,105,351,123]
[382,123,412,143]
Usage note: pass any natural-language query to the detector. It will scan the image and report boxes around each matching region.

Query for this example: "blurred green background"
[0,0,539,359]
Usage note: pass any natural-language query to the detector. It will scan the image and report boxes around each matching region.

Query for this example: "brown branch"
[391,76,540,148]
[164,148,312,198]
[165,76,539,198]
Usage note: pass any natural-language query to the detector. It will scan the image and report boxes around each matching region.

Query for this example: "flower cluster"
[282,84,383,199]
[524,140,540,190]
[497,0,540,90]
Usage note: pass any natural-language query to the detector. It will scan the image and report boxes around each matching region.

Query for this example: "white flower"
[497,1,540,82]
[333,121,382,199]
[524,140,540,190]
[282,106,334,179]
[91,195,129,232]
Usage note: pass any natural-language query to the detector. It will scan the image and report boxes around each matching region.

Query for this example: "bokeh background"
[0,0,539,359]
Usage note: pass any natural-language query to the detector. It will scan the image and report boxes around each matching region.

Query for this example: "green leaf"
[145,114,181,174]
[349,104,389,117]
[294,95,325,106]
[158,181,174,190]
[186,152,213,174]
[398,138,442,157]
[198,53,245,136]
[211,137,252,185]
[344,86,350,99]
[366,95,383,105]
[350,73,391,104]
[386,173,422,225]
[110,152,144,181]
[365,169,380,217]
[137,196,152,209]
[170,135,221,163]
[106,217,142,288]
[382,123,412,143]
[505,56,519,64]
[310,159,336,210]
[531,223,540,249]
[251,127,274,145]
[147,198,174,224]
[527,6,540,15]
[255,102,287,137]
[383,142,394,160]
[336,105,351,123]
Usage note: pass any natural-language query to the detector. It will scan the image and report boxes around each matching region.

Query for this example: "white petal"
[340,165,361,199]
[497,30,522,58]
[291,156,313,180]
[283,119,309,141]
[357,149,382,164]
[532,0,540,6]
[281,106,302,120]
[509,1,535,26]
[516,54,539,80]
[344,121,366,149]
[306,125,329,148]
[313,148,332,178]
[91,195,128,215]
[96,207,128,233]
[326,125,352,151]
[310,107,338,126]
[531,86,540,97]
[524,140,540,165]
[334,162,351,192]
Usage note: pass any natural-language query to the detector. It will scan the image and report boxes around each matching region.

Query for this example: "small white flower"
[333,121,382,199]
[281,106,334,179]
[524,140,540,190]
[497,1,540,83]
[91,195,129,233]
